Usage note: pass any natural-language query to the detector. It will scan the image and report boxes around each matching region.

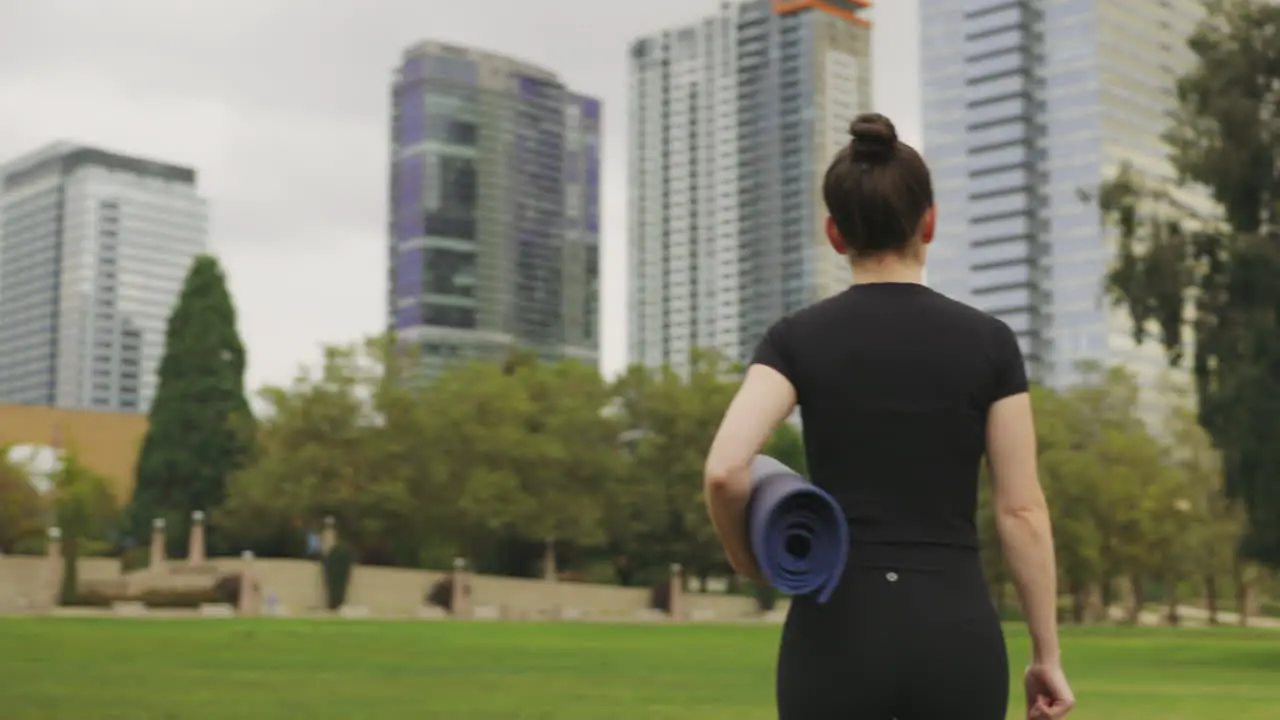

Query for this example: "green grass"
[0,618,1277,719]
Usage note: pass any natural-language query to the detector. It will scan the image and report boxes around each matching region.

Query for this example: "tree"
[1099,0,1280,566]
[0,448,45,554]
[128,255,255,556]
[763,421,806,476]
[609,350,739,587]
[506,358,620,579]
[414,359,540,571]
[1028,366,1187,624]
[52,454,118,604]
[219,338,420,564]
[1163,388,1246,624]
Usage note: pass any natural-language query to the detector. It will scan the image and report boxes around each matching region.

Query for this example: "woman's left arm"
[703,363,798,582]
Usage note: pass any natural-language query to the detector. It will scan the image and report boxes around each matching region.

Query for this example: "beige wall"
[0,404,148,502]
[0,554,784,620]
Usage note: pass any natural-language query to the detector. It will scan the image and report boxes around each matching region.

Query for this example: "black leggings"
[776,547,1009,719]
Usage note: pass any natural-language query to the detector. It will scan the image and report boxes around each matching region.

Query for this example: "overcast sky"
[0,0,920,393]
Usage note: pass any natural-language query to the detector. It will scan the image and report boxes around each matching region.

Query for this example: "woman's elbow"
[703,460,748,495]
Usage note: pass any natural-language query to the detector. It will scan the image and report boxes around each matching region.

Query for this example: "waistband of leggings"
[844,541,981,571]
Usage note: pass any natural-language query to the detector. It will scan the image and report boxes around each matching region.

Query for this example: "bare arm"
[987,392,1060,666]
[704,364,797,581]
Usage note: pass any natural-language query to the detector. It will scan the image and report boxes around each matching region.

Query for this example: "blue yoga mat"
[747,455,849,603]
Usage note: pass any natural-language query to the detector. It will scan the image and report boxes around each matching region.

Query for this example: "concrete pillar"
[238,550,258,616]
[320,515,337,555]
[542,538,556,582]
[42,527,63,610]
[149,517,167,572]
[188,510,206,565]
[668,563,685,621]
[450,557,471,619]
[1084,584,1105,624]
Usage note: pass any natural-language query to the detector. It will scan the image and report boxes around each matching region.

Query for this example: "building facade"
[628,0,872,372]
[0,143,208,413]
[389,42,601,374]
[919,0,1201,412]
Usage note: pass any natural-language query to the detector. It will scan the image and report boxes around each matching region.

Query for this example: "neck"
[850,254,925,285]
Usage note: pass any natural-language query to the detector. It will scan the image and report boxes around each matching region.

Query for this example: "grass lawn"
[0,618,1277,719]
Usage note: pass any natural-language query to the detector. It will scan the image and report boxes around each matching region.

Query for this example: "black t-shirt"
[752,282,1028,553]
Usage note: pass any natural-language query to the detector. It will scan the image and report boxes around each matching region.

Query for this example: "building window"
[423,304,476,329]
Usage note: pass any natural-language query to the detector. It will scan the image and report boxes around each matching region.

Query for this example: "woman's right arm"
[986,391,1060,665]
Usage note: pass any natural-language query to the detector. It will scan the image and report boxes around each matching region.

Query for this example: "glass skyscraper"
[0,143,208,413]
[920,0,1201,412]
[389,42,601,374]
[628,0,872,372]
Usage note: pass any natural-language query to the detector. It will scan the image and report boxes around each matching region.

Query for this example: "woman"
[703,113,1075,720]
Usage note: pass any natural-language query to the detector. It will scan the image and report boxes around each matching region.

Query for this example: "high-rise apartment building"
[920,0,1202,406]
[628,0,872,372]
[0,143,208,413]
[389,42,601,373]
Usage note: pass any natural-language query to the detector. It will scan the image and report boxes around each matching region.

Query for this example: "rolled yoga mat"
[747,455,849,603]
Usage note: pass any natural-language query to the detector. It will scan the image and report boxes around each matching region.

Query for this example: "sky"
[0,0,920,394]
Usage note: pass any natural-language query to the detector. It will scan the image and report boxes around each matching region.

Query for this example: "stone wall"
[0,553,783,620]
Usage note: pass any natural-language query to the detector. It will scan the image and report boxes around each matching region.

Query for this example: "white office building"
[919,0,1203,421]
[628,0,872,372]
[0,143,208,413]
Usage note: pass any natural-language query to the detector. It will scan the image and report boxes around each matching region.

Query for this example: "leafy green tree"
[418,361,536,561]
[507,359,620,578]
[1023,367,1189,623]
[1099,0,1280,566]
[601,365,665,584]
[128,255,255,556]
[52,454,118,604]
[609,350,739,586]
[763,421,806,476]
[1163,390,1246,624]
[218,338,419,564]
[0,449,45,554]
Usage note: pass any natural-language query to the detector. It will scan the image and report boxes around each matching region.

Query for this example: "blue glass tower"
[389,42,601,373]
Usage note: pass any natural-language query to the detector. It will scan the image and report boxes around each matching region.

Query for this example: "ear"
[825,216,848,256]
[919,205,937,245]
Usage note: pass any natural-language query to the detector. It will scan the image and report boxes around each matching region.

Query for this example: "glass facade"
[389,43,600,373]
[628,0,870,371]
[737,2,821,359]
[921,0,1202,404]
[920,0,1052,378]
[0,145,207,412]
[0,186,63,405]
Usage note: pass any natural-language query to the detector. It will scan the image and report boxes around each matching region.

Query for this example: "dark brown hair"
[821,113,934,258]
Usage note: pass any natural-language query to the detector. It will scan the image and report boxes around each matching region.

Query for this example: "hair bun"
[849,113,898,163]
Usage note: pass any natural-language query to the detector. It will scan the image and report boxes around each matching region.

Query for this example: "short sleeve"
[990,320,1029,402]
[751,317,796,383]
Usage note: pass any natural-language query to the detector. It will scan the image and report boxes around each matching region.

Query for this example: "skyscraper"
[0,142,208,413]
[919,0,1202,403]
[389,42,601,374]
[628,0,872,372]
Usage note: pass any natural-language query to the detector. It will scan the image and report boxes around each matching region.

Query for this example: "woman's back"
[755,281,1025,553]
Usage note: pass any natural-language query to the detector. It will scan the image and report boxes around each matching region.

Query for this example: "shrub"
[212,574,242,605]
[119,546,150,573]
[753,583,779,612]
[322,543,354,610]
[1259,598,1280,618]
[69,588,116,607]
[426,577,453,611]
[137,587,221,608]
[649,579,671,613]
[71,574,247,609]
